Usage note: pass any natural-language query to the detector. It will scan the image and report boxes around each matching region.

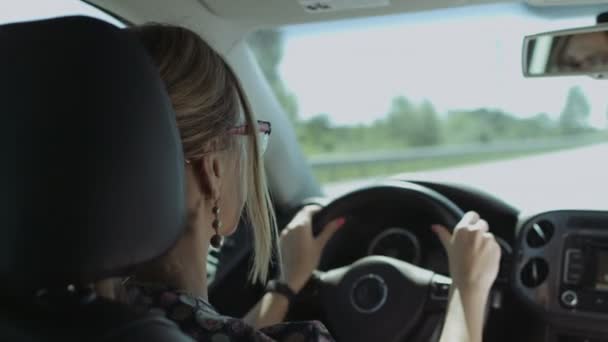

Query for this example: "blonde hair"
[129,24,277,283]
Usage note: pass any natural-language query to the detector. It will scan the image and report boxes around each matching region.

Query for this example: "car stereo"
[560,234,608,312]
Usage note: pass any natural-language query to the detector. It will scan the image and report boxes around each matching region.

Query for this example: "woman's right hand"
[279,206,345,293]
[432,211,501,293]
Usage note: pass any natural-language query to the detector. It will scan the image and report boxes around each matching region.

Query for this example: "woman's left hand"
[280,205,345,293]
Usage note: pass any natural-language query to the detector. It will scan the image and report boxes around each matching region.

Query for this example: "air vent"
[521,258,549,288]
[526,220,555,248]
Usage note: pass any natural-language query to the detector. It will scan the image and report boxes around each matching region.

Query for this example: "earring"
[210,204,223,248]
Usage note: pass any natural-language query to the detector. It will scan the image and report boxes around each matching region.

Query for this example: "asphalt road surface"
[324,143,608,213]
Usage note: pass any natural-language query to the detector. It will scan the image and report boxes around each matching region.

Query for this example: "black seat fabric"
[0,16,191,341]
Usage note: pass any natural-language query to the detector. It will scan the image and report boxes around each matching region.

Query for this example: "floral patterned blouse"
[125,283,335,342]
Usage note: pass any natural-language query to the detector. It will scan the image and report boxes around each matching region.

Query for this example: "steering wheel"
[307,181,464,342]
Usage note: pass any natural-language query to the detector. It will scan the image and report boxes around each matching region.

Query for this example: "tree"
[385,96,418,146]
[296,114,339,154]
[559,86,591,135]
[515,113,557,139]
[383,97,443,147]
[416,101,441,146]
[248,30,299,122]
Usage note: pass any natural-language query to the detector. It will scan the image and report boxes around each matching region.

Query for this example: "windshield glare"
[249,3,608,201]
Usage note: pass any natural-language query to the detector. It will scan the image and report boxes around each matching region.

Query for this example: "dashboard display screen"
[595,250,608,291]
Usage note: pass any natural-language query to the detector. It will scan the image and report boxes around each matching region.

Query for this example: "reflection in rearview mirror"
[523,25,608,79]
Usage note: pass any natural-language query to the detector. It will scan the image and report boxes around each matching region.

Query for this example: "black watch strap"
[265,280,296,303]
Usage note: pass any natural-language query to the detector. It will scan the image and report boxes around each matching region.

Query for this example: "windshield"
[249,3,608,208]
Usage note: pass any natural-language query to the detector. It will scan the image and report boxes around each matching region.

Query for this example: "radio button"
[561,290,579,308]
[594,296,606,308]
[566,273,583,284]
[569,250,583,260]
[564,249,585,285]
[566,249,583,265]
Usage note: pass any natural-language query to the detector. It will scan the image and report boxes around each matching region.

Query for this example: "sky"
[279,3,608,128]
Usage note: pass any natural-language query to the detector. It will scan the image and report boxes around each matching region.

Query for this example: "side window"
[0,0,124,27]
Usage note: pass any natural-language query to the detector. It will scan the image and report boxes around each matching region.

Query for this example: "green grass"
[311,143,595,184]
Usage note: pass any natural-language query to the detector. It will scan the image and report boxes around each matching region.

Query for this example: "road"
[323,143,608,212]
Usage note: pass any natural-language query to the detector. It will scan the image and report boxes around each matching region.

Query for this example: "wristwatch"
[265,280,297,303]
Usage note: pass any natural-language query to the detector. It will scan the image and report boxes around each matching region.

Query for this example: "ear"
[196,152,224,201]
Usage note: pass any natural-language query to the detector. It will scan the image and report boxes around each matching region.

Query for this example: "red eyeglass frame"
[228,120,272,154]
[185,120,271,165]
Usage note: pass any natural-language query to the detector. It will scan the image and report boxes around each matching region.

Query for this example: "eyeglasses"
[228,120,272,154]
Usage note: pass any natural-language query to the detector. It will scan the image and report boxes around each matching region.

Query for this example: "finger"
[483,233,502,257]
[302,205,322,216]
[296,205,322,224]
[281,223,301,235]
[431,224,452,251]
[458,211,480,228]
[482,232,498,249]
[484,232,501,250]
[472,219,489,233]
[483,231,495,241]
[286,205,322,229]
[316,217,346,248]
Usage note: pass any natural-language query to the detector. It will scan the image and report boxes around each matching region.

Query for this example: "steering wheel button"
[431,281,451,300]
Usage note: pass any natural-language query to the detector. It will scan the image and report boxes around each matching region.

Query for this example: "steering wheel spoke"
[426,274,452,312]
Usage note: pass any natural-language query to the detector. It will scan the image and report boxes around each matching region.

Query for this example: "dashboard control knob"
[561,290,578,308]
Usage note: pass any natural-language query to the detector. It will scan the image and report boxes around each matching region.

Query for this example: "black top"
[126,283,335,342]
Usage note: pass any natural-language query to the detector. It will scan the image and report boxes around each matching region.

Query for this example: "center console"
[514,210,608,341]
[560,234,608,312]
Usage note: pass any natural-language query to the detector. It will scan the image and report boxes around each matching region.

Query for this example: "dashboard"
[211,181,608,342]
[514,210,608,342]
[315,181,608,342]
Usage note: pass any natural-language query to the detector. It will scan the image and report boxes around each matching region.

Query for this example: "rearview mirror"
[523,24,608,79]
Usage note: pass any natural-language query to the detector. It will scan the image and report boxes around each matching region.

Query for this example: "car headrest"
[0,16,186,295]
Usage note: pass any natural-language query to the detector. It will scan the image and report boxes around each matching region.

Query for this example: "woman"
[99,23,501,342]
